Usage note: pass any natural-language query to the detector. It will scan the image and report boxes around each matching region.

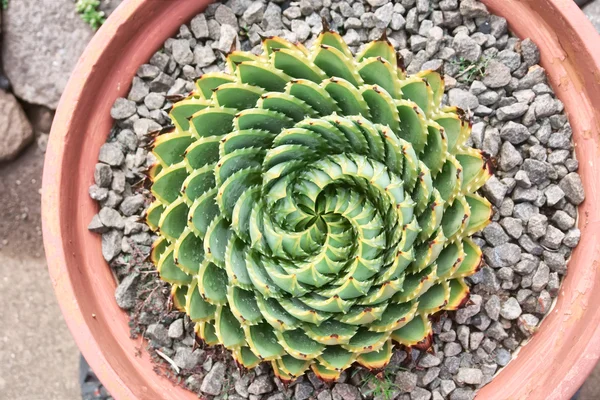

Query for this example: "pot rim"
[42,0,600,399]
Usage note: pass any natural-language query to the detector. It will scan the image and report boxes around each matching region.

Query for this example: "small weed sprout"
[452,56,493,83]
[75,0,106,30]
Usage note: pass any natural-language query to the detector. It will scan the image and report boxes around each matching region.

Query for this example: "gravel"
[87,0,585,398]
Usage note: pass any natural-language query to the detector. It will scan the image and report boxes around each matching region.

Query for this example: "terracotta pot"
[42,0,600,398]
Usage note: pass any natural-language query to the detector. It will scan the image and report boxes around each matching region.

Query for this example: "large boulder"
[0,90,33,161]
[1,0,95,109]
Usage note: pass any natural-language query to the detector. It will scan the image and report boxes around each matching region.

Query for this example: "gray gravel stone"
[527,214,548,240]
[497,102,529,121]
[173,347,204,370]
[563,229,581,248]
[532,262,550,292]
[484,295,501,320]
[98,143,125,166]
[559,173,585,205]
[411,387,432,400]
[500,121,530,144]
[482,60,511,88]
[190,14,209,39]
[495,348,511,366]
[146,323,172,347]
[455,368,483,385]
[519,38,540,67]
[294,383,314,400]
[172,39,194,65]
[500,297,522,320]
[485,243,521,269]
[332,383,360,400]
[541,225,565,249]
[168,318,185,340]
[200,361,226,395]
[483,222,509,247]
[452,32,481,62]
[482,176,507,206]
[94,163,113,187]
[114,272,140,309]
[445,342,463,357]
[396,371,418,392]
[499,141,523,171]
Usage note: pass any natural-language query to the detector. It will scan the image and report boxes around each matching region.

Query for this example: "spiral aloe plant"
[146,27,492,381]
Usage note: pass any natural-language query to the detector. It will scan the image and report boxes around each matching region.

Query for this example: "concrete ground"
[0,1,598,400]
[0,144,80,400]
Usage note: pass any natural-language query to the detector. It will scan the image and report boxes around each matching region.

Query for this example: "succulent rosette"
[146,26,492,381]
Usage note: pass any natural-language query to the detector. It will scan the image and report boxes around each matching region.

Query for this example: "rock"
[482,60,511,88]
[99,207,124,230]
[146,323,172,347]
[119,194,146,216]
[201,361,226,395]
[483,222,509,247]
[455,368,483,385]
[168,318,185,340]
[332,383,360,400]
[527,214,548,240]
[172,39,194,65]
[215,4,239,28]
[541,225,565,249]
[174,348,204,370]
[448,88,479,111]
[440,380,456,397]
[515,170,531,188]
[395,371,418,392]
[445,342,462,357]
[497,103,529,121]
[564,228,581,248]
[191,14,210,39]
[235,372,254,398]
[518,65,546,89]
[88,214,107,233]
[111,98,137,120]
[262,3,283,31]
[459,0,488,18]
[522,159,550,185]
[372,3,393,29]
[295,383,314,400]
[248,375,275,395]
[501,217,523,239]
[292,20,311,42]
[518,314,540,336]
[2,0,96,108]
[94,163,113,188]
[500,298,522,320]
[114,272,140,309]
[495,348,511,366]
[422,367,441,386]
[483,297,501,323]
[0,90,34,161]
[559,173,585,205]
[482,176,508,206]
[545,185,565,207]
[532,262,550,292]
[149,73,176,93]
[98,142,125,167]
[486,243,521,269]
[218,24,239,53]
[498,141,523,171]
[412,387,432,400]
[500,121,530,144]
[317,391,333,400]
[519,38,540,67]
[486,322,508,341]
[452,32,482,62]
[450,388,475,400]
[552,210,575,230]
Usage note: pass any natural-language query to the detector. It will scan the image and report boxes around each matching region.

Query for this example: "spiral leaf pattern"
[147,29,492,381]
